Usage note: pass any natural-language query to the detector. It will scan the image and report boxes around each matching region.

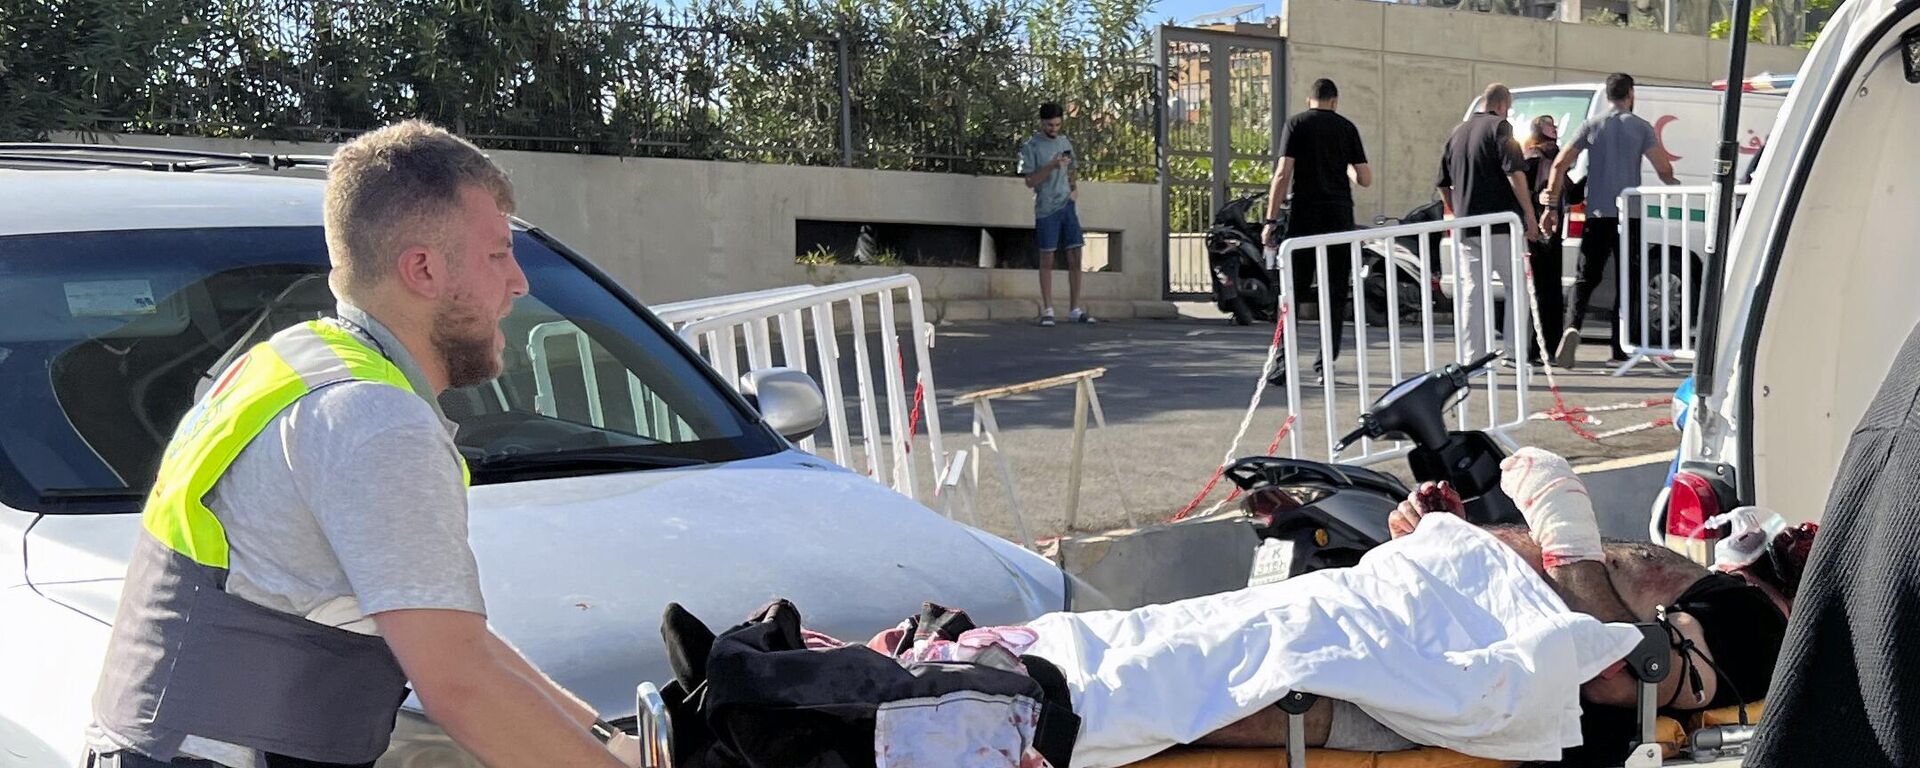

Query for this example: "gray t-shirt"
[90,311,482,768]
[1017,133,1075,218]
[1568,109,1658,218]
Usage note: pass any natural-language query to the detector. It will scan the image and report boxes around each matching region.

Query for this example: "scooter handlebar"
[1461,351,1502,373]
[1333,423,1372,453]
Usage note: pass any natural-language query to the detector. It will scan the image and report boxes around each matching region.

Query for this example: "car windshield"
[0,225,782,514]
[1503,90,1595,142]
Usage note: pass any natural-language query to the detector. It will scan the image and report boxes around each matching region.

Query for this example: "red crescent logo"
[1654,115,1682,161]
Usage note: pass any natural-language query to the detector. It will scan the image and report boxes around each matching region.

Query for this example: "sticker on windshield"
[65,280,157,317]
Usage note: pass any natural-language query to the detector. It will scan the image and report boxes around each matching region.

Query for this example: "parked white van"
[1439,84,1786,353]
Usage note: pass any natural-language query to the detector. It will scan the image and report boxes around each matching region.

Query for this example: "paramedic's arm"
[485,631,647,764]
[378,611,627,768]
[487,630,601,732]
[303,405,626,767]
[1647,144,1680,185]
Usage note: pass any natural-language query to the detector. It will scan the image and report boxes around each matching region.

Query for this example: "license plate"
[1248,538,1295,587]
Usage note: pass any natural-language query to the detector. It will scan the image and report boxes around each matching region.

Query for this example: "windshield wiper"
[38,487,148,509]
[467,447,708,479]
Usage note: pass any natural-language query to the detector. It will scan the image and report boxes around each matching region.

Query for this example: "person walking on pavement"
[1542,72,1679,368]
[1018,102,1094,327]
[1522,114,1566,363]
[84,121,641,768]
[1436,83,1542,366]
[1262,78,1371,386]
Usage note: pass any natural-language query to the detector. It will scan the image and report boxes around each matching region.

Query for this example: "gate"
[1156,26,1287,300]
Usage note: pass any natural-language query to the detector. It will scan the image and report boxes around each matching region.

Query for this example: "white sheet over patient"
[1024,513,1644,767]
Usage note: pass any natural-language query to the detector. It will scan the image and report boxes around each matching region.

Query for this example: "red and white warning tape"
[1518,247,1677,443]
[1171,307,1296,523]
[1527,397,1673,425]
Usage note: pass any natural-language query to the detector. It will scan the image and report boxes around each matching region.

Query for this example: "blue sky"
[1145,0,1280,26]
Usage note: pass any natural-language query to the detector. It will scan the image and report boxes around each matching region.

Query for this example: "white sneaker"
[1553,329,1582,369]
[1068,308,1097,324]
[1039,309,1056,327]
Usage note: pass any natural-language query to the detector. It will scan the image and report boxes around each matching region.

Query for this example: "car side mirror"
[740,367,827,442]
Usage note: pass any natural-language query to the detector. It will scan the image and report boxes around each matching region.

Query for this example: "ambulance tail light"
[1666,463,1741,565]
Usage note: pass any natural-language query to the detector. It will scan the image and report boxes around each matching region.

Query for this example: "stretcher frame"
[627,623,1698,768]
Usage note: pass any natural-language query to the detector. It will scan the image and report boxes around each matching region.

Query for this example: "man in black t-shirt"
[1262,78,1371,384]
[1437,83,1540,365]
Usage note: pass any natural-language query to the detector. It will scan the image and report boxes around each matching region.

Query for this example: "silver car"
[0,147,1079,768]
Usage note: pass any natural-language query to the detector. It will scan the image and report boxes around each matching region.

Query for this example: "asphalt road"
[808,312,1686,542]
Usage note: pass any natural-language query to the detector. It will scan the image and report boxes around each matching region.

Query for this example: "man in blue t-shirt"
[1017,102,1094,327]
[1541,72,1678,368]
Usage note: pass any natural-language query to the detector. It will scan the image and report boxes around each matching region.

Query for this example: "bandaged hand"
[1499,447,1603,567]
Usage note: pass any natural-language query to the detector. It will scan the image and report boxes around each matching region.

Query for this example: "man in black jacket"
[1262,78,1371,386]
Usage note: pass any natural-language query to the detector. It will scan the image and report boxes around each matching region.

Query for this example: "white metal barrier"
[525,321,694,442]
[1612,185,1751,376]
[651,283,830,327]
[667,275,945,504]
[1268,212,1532,466]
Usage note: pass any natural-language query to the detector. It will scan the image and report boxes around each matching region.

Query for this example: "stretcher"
[627,624,1757,768]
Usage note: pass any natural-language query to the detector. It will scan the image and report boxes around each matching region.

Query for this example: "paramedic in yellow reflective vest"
[85,121,640,768]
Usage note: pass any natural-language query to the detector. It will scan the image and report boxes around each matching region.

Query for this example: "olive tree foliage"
[1,0,1160,181]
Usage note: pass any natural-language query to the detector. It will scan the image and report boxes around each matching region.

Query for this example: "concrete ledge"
[985,299,1043,321]
[932,301,991,322]
[1082,299,1140,321]
[1132,300,1181,319]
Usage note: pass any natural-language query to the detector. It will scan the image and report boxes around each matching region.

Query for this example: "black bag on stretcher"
[655,599,1081,768]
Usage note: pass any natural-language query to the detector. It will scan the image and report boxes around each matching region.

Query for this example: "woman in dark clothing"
[1521,115,1565,363]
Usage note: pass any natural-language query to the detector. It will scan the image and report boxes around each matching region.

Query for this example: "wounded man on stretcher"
[655,448,1797,768]
[1022,448,1792,767]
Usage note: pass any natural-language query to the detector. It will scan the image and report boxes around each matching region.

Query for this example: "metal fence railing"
[15,1,1158,182]
[660,275,945,506]
[1612,184,1753,376]
[1270,213,1533,466]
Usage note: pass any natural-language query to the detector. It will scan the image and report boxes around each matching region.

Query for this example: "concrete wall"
[1276,0,1809,219]
[64,133,1168,319]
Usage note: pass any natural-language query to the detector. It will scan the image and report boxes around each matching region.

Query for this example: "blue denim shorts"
[1035,202,1085,252]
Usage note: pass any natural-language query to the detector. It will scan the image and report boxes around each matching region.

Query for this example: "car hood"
[21,450,1064,718]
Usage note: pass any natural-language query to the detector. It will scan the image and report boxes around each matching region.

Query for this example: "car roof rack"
[0,143,332,173]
